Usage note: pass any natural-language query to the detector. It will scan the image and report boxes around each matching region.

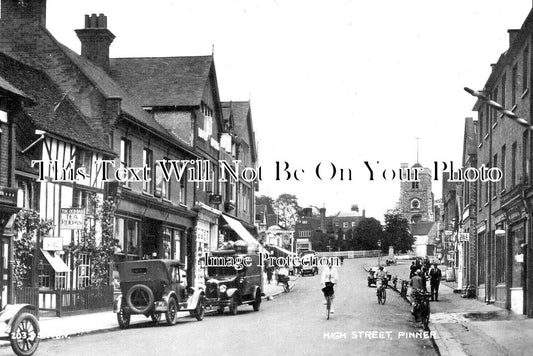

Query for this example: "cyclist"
[374,266,388,297]
[321,260,338,313]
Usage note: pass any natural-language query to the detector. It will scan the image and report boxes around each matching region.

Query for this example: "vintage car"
[300,250,318,276]
[367,266,392,287]
[113,259,205,328]
[204,250,263,315]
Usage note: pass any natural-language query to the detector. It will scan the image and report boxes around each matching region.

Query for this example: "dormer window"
[201,102,213,136]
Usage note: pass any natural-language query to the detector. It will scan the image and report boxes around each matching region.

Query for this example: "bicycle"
[412,290,431,327]
[277,274,290,293]
[376,279,387,305]
[323,282,335,320]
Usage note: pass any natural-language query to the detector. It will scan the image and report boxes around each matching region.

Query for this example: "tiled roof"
[222,101,257,161]
[109,56,213,107]
[57,44,180,143]
[0,22,191,152]
[0,74,30,99]
[0,53,113,155]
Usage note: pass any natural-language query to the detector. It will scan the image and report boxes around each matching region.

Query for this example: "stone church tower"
[399,162,434,223]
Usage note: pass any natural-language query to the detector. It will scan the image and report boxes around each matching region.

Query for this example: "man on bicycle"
[374,266,387,296]
[321,260,338,313]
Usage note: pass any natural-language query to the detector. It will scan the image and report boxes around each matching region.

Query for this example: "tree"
[353,218,383,250]
[383,211,414,253]
[255,195,275,214]
[13,210,54,287]
[272,193,301,230]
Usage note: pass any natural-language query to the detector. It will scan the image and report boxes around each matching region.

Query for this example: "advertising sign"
[60,208,85,229]
[43,236,63,251]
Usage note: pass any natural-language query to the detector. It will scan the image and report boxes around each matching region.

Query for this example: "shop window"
[114,217,140,256]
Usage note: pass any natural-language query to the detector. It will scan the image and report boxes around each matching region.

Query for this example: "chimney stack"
[1,0,47,27]
[508,29,520,47]
[75,14,115,71]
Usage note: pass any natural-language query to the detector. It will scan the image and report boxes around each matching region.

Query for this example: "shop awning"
[221,214,267,253]
[41,249,70,273]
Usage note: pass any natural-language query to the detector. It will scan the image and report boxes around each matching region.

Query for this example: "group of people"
[410,262,442,302]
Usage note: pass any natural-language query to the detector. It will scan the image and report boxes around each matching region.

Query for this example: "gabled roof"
[109,56,213,107]
[222,101,257,162]
[0,52,113,155]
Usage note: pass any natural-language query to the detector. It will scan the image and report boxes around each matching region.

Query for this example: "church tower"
[399,162,434,223]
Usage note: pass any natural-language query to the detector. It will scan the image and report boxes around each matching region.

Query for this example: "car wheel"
[165,297,178,325]
[117,308,131,329]
[217,307,225,315]
[368,281,371,287]
[150,312,161,323]
[229,295,238,316]
[9,313,40,356]
[252,290,261,311]
[194,297,206,321]
[126,284,154,314]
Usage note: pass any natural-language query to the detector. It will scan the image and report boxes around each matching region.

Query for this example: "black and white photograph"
[0,0,533,355]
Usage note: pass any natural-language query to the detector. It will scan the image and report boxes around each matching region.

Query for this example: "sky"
[45,0,533,222]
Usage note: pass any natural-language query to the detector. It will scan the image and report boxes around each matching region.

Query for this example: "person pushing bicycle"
[321,260,338,314]
[374,266,387,296]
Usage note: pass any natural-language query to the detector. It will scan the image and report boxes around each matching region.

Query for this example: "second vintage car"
[113,259,205,328]
[204,249,263,315]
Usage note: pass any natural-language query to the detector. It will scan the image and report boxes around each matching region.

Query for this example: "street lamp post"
[378,240,382,266]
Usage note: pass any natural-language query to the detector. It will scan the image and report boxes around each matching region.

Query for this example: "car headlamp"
[219,285,227,293]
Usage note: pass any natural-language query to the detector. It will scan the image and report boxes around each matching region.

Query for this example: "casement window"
[523,131,529,183]
[511,142,517,186]
[492,88,498,126]
[75,148,92,177]
[479,111,484,140]
[492,154,497,197]
[512,64,518,106]
[155,159,170,200]
[120,138,132,187]
[143,148,153,194]
[501,145,506,191]
[201,102,213,136]
[523,46,529,93]
[73,188,95,216]
[501,74,506,109]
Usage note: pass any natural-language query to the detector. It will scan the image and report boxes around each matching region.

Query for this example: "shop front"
[0,186,18,308]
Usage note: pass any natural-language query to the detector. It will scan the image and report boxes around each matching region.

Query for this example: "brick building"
[464,7,533,316]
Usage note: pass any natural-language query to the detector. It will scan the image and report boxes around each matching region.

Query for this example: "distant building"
[399,162,435,223]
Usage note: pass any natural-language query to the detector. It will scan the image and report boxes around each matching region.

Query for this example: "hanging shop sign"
[60,208,85,230]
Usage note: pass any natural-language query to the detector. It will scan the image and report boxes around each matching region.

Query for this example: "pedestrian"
[340,256,344,265]
[266,264,273,284]
[409,261,417,278]
[410,270,425,314]
[429,263,442,301]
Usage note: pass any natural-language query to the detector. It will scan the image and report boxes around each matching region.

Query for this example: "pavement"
[0,274,297,348]
[381,260,533,356]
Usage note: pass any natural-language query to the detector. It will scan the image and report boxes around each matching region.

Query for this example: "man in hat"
[429,263,442,301]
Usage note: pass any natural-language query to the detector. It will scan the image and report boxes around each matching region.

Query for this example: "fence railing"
[316,250,382,259]
[14,285,114,317]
